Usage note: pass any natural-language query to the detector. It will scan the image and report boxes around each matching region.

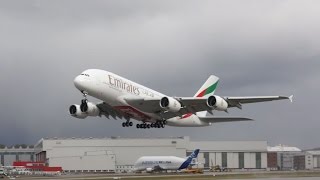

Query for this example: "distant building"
[293,153,306,170]
[267,144,302,170]
[34,136,268,173]
[188,140,267,170]
[0,146,35,166]
[304,151,320,170]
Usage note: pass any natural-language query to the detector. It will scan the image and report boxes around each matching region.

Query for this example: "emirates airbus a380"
[69,69,293,129]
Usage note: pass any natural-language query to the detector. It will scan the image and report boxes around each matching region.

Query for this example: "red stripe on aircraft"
[113,106,151,120]
[196,90,206,97]
[180,113,193,120]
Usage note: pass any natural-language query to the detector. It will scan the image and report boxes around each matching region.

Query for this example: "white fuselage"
[133,156,187,172]
[74,69,210,127]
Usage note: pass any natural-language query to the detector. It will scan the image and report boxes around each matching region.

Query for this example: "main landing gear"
[122,121,133,127]
[136,120,167,129]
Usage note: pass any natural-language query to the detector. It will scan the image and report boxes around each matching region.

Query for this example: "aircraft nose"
[74,75,84,90]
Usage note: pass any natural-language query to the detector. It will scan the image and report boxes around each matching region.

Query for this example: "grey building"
[188,141,267,169]
[34,136,268,172]
[0,146,35,166]
[305,151,320,170]
[267,144,302,170]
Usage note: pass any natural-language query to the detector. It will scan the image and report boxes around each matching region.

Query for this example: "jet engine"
[69,104,88,119]
[160,97,181,112]
[207,95,228,111]
[146,167,153,172]
[69,101,100,118]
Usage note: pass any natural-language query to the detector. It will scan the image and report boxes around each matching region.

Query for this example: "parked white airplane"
[133,149,200,172]
[69,69,293,128]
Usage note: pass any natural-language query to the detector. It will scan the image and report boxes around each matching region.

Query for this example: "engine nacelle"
[146,167,153,172]
[69,104,88,119]
[207,95,228,111]
[80,102,100,116]
[160,97,181,112]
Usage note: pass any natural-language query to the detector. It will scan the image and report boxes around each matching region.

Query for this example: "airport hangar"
[34,136,267,173]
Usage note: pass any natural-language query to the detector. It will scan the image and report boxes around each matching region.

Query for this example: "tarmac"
[9,170,320,180]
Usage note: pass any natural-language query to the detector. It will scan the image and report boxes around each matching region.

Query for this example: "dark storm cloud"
[0,0,319,149]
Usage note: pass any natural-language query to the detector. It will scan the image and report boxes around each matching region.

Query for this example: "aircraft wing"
[199,117,253,123]
[225,95,293,109]
[96,102,128,120]
[125,97,210,119]
[125,95,292,120]
[153,165,165,171]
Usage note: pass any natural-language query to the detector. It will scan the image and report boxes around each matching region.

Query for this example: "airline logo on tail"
[195,75,219,98]
[181,75,219,119]
[178,149,200,170]
[196,81,219,97]
[189,149,200,158]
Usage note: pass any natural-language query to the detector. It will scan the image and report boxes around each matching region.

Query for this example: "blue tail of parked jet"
[178,149,200,170]
[189,149,200,158]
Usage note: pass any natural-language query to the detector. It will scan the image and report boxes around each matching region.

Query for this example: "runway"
[14,170,320,180]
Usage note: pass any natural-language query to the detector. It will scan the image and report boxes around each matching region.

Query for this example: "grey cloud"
[0,0,319,149]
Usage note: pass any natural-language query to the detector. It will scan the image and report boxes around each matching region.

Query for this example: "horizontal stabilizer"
[199,117,253,123]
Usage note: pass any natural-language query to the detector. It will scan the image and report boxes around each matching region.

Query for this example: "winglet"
[289,95,293,103]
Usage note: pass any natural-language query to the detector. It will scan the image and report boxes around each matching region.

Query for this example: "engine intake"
[69,104,88,119]
[207,95,228,111]
[146,167,153,172]
[160,97,181,112]
[69,101,100,119]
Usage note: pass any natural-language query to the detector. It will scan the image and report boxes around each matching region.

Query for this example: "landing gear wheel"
[80,99,88,112]
[129,122,133,126]
[80,91,88,112]
[122,122,126,127]
[136,124,140,128]
[147,124,150,128]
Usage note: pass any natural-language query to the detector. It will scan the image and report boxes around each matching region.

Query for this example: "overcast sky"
[0,0,319,149]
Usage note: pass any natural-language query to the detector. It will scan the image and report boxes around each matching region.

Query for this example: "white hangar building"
[34,136,267,173]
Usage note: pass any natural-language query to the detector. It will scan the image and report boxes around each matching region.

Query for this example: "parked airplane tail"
[189,149,200,158]
[194,75,219,117]
[178,149,200,170]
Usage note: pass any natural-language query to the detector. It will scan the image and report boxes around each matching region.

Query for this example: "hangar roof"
[267,144,301,152]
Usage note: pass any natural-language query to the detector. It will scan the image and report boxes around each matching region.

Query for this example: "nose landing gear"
[80,91,89,112]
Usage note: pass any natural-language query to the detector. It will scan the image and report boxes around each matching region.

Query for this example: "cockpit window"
[80,73,90,77]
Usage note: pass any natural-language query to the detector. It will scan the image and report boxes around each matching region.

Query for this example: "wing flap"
[199,117,253,123]
[125,97,161,113]
[96,102,124,120]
